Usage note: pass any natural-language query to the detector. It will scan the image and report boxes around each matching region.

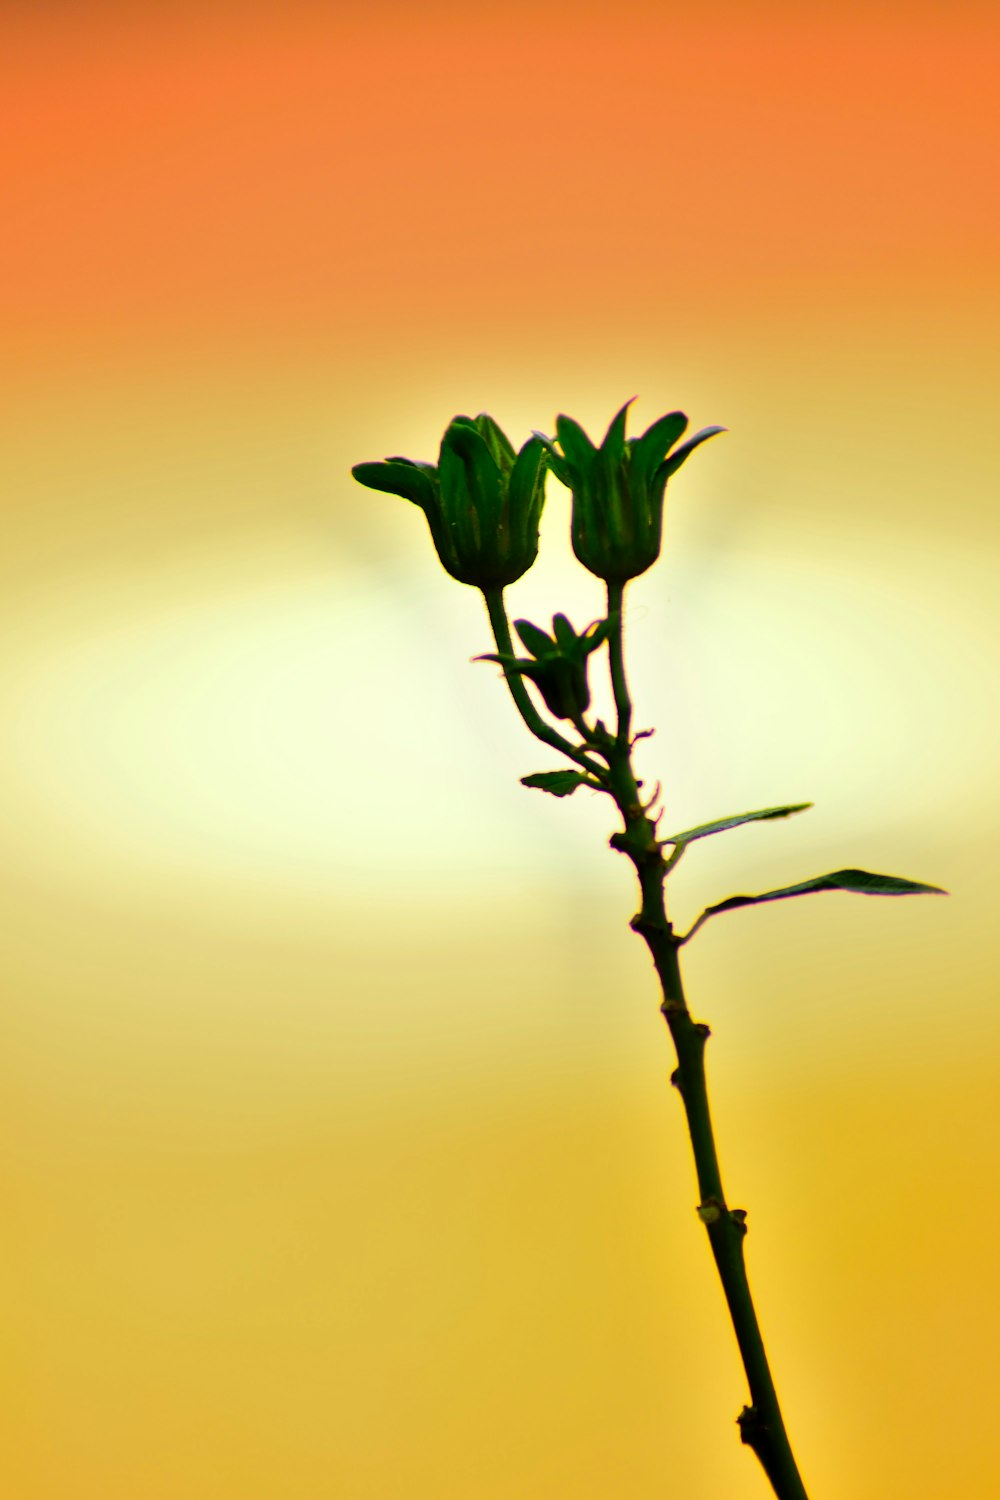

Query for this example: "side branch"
[481,587,608,781]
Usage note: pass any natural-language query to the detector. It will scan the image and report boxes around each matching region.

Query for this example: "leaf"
[663,803,813,846]
[686,867,947,940]
[472,651,516,667]
[520,770,592,797]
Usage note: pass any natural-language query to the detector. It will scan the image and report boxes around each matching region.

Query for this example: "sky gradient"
[3,6,999,1497]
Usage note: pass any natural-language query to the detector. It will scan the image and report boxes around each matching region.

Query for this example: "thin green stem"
[605,578,632,748]
[648,935,809,1500]
[481,587,608,782]
[485,577,809,1493]
[569,711,614,758]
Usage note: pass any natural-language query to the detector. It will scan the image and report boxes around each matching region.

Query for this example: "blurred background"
[2,3,998,1496]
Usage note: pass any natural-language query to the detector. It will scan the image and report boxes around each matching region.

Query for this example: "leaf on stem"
[521,770,594,797]
[682,867,946,941]
[663,803,813,845]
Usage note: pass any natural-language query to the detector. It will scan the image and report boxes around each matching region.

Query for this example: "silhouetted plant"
[353,401,944,1500]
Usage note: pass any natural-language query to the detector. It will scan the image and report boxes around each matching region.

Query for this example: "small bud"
[475,612,614,721]
[352,414,548,589]
[730,1208,748,1238]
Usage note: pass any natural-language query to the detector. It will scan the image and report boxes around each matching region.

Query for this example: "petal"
[514,618,557,659]
[509,437,548,517]
[531,432,571,487]
[440,420,503,535]
[599,398,637,460]
[554,413,597,478]
[630,412,688,495]
[351,459,437,509]
[657,425,727,483]
[551,613,578,652]
[473,413,516,470]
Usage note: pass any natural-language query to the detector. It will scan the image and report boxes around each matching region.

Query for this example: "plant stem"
[604,598,809,1500]
[654,942,809,1499]
[605,578,631,748]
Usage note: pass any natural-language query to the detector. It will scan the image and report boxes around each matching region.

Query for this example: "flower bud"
[476,613,614,721]
[538,401,725,583]
[352,414,547,589]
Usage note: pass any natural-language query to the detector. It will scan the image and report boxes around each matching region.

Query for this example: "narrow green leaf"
[472,651,516,667]
[705,867,947,920]
[521,770,591,797]
[663,803,813,846]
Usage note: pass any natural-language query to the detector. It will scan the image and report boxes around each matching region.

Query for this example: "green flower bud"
[537,400,725,583]
[476,613,615,721]
[351,414,547,589]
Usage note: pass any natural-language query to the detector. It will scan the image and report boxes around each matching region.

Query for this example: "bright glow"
[4,527,994,905]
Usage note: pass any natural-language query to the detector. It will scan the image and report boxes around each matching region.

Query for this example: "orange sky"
[5,5,998,347]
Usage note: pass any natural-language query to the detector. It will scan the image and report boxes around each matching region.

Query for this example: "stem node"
[737,1405,760,1443]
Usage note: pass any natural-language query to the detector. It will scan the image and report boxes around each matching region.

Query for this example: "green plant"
[352,401,944,1499]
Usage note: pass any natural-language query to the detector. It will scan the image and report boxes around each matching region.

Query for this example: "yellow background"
[2,5,997,1495]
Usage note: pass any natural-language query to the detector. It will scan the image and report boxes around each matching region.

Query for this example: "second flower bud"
[477,613,615,721]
